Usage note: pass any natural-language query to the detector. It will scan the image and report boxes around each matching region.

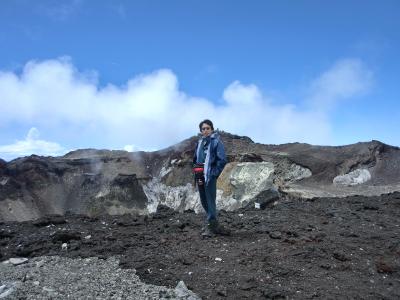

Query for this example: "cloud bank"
[0,128,65,161]
[309,58,373,110]
[0,57,373,160]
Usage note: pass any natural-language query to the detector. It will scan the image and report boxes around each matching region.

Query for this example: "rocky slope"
[1,132,400,221]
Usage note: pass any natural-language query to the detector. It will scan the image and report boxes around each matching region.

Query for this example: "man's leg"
[198,180,214,236]
[205,177,231,236]
[204,177,217,221]
[197,181,208,214]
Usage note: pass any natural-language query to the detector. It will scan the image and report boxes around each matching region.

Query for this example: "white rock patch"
[143,161,312,213]
[230,162,275,202]
[143,178,244,213]
[333,169,371,186]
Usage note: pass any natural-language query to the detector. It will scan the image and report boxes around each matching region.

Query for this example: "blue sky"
[0,0,399,160]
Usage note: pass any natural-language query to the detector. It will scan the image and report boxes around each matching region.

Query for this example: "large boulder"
[333,169,372,186]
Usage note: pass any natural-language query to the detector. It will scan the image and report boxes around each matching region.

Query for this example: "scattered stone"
[239,281,256,291]
[8,258,28,265]
[249,188,280,210]
[217,285,227,297]
[262,287,288,299]
[0,282,17,298]
[333,252,350,262]
[256,225,269,234]
[325,210,338,217]
[363,203,379,210]
[376,259,396,274]
[178,256,193,266]
[42,286,56,293]
[340,231,359,238]
[269,231,282,239]
[174,280,201,299]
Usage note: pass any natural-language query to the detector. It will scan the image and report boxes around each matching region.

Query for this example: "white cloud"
[0,57,374,160]
[222,81,263,106]
[0,128,66,161]
[308,58,373,110]
[218,82,331,144]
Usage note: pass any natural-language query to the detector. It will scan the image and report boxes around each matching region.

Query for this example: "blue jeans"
[197,176,217,221]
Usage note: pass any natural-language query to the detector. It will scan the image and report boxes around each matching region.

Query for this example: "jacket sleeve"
[214,140,227,177]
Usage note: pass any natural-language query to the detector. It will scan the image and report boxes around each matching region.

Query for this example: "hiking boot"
[209,219,231,236]
[215,224,231,236]
[201,225,214,237]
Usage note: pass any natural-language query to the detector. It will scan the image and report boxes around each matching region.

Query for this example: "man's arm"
[214,140,227,177]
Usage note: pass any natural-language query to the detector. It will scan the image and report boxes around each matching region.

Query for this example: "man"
[193,119,230,236]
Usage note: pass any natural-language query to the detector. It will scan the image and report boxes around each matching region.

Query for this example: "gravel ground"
[0,256,199,299]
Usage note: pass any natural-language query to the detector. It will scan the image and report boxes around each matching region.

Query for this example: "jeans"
[197,176,217,221]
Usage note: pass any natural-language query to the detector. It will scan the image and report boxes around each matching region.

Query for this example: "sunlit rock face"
[229,162,275,202]
[333,169,371,186]
[1,132,400,222]
[145,160,311,213]
[144,162,279,214]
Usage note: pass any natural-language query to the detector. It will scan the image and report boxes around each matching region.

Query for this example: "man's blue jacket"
[193,132,227,185]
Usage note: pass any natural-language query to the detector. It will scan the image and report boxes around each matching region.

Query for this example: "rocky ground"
[1,192,400,299]
[0,256,199,299]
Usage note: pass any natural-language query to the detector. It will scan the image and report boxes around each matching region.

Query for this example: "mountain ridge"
[1,132,400,222]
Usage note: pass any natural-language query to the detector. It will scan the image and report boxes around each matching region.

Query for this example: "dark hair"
[199,119,214,131]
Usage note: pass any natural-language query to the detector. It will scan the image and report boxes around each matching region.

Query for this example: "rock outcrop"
[1,132,400,221]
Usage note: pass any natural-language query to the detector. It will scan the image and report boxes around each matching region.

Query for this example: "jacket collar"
[199,131,218,141]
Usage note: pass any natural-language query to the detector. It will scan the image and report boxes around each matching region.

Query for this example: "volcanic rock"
[1,132,400,221]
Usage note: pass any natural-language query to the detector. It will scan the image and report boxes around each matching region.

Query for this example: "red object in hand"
[193,163,204,175]
[193,164,204,185]
[193,167,204,173]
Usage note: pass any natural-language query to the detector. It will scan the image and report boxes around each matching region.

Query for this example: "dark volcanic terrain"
[1,133,400,298]
[1,192,399,299]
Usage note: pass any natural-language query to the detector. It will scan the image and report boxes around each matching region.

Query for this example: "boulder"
[333,169,371,186]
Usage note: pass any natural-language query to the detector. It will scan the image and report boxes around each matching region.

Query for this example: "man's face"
[201,124,212,137]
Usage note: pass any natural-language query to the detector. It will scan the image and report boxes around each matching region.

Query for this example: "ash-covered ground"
[1,193,400,299]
